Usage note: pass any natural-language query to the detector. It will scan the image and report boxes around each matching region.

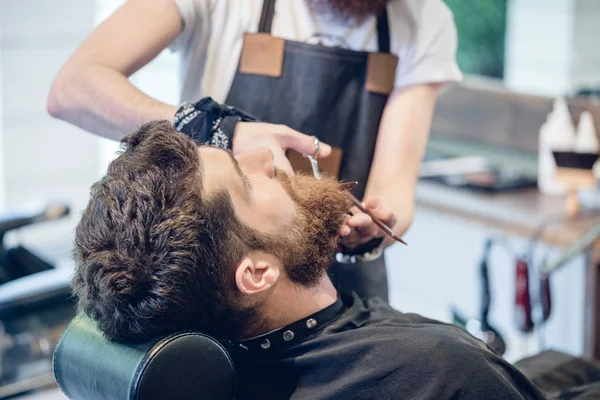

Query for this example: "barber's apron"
[225,0,398,302]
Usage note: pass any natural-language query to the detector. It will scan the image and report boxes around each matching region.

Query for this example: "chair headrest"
[53,314,236,400]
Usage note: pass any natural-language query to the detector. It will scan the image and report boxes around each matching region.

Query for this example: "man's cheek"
[272,196,298,225]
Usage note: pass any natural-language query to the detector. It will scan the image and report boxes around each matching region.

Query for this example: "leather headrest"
[53,314,236,400]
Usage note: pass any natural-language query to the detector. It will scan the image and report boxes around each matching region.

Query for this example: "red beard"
[307,0,389,22]
[242,172,352,287]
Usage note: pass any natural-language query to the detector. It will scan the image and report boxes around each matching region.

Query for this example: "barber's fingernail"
[340,181,358,190]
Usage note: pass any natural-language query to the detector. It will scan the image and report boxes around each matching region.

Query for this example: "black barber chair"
[52,318,600,400]
[53,313,236,400]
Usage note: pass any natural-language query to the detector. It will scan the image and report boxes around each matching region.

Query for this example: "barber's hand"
[233,122,332,175]
[338,196,396,251]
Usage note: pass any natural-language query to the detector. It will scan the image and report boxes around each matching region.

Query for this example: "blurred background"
[1,0,600,398]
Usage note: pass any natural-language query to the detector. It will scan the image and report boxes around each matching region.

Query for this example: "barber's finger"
[315,142,332,159]
[338,224,351,237]
[337,214,352,237]
[345,213,372,229]
[346,207,379,237]
[277,127,332,158]
[338,229,362,248]
[364,196,396,227]
[339,227,376,249]
[348,205,361,216]
[346,216,379,240]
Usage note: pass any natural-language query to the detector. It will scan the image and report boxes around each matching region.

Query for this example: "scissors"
[306,137,407,245]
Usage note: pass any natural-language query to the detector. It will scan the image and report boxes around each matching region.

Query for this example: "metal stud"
[283,330,295,341]
[260,339,271,349]
[306,318,318,329]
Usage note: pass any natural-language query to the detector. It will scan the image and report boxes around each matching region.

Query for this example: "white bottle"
[574,111,598,153]
[574,111,600,181]
[538,98,575,195]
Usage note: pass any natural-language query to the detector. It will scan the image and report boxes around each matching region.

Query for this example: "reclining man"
[73,120,545,399]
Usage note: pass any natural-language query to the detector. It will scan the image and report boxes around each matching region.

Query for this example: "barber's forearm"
[364,83,443,247]
[366,179,416,248]
[48,64,177,140]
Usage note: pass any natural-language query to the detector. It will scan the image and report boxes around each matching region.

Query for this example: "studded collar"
[231,295,345,355]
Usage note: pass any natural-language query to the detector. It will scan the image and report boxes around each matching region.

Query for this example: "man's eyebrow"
[223,150,250,194]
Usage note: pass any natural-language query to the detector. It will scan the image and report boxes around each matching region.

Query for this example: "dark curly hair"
[72,121,255,342]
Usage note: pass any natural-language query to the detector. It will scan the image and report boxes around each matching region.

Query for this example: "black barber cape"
[229,293,546,400]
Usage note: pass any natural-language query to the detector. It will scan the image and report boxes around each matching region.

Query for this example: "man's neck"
[261,274,338,333]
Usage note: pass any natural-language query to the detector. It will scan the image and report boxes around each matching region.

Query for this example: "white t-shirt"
[170,0,463,104]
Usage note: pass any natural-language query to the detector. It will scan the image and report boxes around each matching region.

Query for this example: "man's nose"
[236,148,275,178]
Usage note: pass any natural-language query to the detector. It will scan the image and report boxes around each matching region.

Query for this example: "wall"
[0,0,100,259]
[505,0,600,96]
[0,28,4,210]
[571,0,600,92]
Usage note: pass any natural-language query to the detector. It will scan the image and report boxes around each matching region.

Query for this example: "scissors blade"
[307,155,321,179]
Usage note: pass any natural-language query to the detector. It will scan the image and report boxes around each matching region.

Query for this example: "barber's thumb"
[282,131,332,158]
[364,197,395,225]
[314,140,332,158]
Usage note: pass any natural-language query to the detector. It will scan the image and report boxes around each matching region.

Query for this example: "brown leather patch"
[287,148,343,178]
[555,168,597,188]
[239,33,285,77]
[365,52,398,95]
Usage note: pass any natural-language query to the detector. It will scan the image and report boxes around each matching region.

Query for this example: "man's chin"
[276,172,352,286]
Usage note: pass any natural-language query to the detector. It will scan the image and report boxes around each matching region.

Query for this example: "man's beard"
[307,0,389,23]
[246,172,352,288]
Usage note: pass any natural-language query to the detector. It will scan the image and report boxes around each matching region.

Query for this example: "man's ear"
[235,254,280,296]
